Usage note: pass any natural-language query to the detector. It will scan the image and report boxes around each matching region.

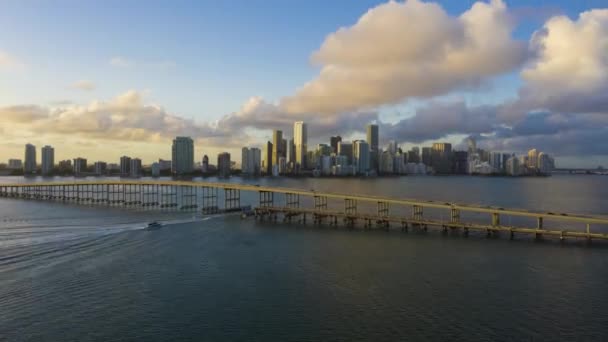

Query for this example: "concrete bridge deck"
[1,180,607,242]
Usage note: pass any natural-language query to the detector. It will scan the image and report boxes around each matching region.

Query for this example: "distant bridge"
[1,180,607,242]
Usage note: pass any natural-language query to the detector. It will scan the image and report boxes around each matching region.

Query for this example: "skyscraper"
[41,145,54,176]
[130,158,142,177]
[294,121,308,170]
[367,124,379,171]
[217,152,231,178]
[24,143,36,174]
[120,156,131,176]
[330,136,342,153]
[241,147,261,176]
[272,130,283,167]
[172,136,194,175]
[353,140,370,174]
[287,138,295,164]
[264,141,273,175]
[73,158,87,175]
[527,149,538,170]
[337,141,353,165]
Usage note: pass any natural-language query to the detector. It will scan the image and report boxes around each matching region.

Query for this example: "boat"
[146,221,162,230]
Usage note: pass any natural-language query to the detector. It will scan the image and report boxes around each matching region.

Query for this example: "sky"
[1,0,607,168]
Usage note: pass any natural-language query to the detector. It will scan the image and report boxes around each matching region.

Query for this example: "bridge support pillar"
[492,213,500,226]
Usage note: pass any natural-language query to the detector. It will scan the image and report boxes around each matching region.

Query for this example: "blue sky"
[1,0,607,167]
[1,0,596,116]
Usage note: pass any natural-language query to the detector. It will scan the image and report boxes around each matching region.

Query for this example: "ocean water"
[1,174,608,341]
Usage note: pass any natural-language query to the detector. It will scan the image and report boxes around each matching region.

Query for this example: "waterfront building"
[172,136,194,175]
[489,152,502,173]
[337,141,353,165]
[24,143,36,174]
[386,141,398,155]
[94,161,107,176]
[287,138,295,164]
[407,148,420,164]
[58,160,72,172]
[330,136,342,153]
[158,159,172,171]
[41,145,54,175]
[466,136,477,155]
[453,151,468,174]
[393,152,406,174]
[538,152,553,174]
[217,152,231,178]
[353,140,370,175]
[506,155,520,176]
[272,130,283,168]
[294,121,308,170]
[421,147,432,166]
[320,156,332,175]
[379,151,394,175]
[151,162,160,177]
[366,124,379,171]
[278,156,287,175]
[202,155,209,173]
[130,158,142,177]
[241,147,261,176]
[120,156,131,176]
[264,141,273,175]
[527,149,538,170]
[431,143,452,174]
[73,158,87,175]
[8,159,22,170]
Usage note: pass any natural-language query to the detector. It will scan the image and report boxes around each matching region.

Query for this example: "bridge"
[1,180,607,242]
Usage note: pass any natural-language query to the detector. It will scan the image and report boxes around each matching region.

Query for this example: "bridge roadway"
[1,180,608,241]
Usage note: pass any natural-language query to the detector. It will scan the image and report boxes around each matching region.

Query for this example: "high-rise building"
[241,147,261,176]
[294,121,308,170]
[73,158,87,175]
[330,136,342,154]
[454,151,468,174]
[431,143,452,173]
[367,124,379,171]
[130,158,142,177]
[489,152,502,173]
[58,160,72,172]
[366,124,379,152]
[353,140,370,175]
[41,145,54,175]
[527,149,538,170]
[151,162,161,177]
[287,138,295,164]
[24,143,36,174]
[379,151,394,175]
[94,161,107,175]
[337,141,353,165]
[202,155,209,173]
[120,156,131,175]
[264,141,273,175]
[217,152,231,178]
[466,136,477,155]
[538,152,553,174]
[330,136,342,153]
[172,136,194,175]
[506,155,520,176]
[386,141,398,155]
[272,130,283,167]
[421,147,432,166]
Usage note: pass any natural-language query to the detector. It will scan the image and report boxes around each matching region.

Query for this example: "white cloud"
[71,80,96,91]
[518,9,608,114]
[281,0,526,114]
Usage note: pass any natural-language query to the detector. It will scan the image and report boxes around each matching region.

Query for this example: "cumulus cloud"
[281,0,526,114]
[508,9,608,119]
[0,90,238,145]
[382,101,498,143]
[71,80,96,91]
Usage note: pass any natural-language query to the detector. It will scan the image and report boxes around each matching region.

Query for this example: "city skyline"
[1,1,607,167]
